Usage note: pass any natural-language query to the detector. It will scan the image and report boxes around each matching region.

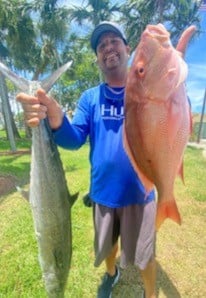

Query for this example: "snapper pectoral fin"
[123,126,154,193]
[156,199,181,230]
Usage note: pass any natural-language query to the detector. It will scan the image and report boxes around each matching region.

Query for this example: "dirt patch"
[0,175,17,197]
[0,150,31,156]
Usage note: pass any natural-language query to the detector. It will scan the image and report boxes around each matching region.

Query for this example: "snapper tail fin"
[156,199,181,230]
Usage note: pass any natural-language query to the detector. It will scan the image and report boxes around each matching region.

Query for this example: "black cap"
[90,21,128,53]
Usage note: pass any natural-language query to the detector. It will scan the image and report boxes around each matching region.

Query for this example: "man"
[17,21,157,298]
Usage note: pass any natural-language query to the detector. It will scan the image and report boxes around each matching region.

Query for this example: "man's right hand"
[16,88,64,130]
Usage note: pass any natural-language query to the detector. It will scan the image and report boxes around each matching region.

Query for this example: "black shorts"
[93,201,156,270]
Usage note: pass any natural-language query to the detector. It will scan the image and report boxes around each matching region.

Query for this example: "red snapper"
[124,24,196,230]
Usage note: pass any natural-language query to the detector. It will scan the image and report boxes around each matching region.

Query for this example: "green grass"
[0,137,206,297]
[183,145,206,202]
[0,140,95,298]
[0,129,31,152]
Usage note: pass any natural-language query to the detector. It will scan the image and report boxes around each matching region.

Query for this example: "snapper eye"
[135,66,145,77]
[134,61,145,78]
[139,67,144,74]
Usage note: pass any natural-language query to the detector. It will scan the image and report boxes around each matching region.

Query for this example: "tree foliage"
[0,0,203,144]
[68,0,121,26]
[0,0,36,69]
[120,0,202,50]
[0,0,72,145]
[67,0,202,53]
[51,36,99,109]
[0,0,202,100]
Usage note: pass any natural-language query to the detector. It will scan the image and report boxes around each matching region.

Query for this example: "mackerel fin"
[0,62,29,91]
[0,60,73,93]
[41,61,73,93]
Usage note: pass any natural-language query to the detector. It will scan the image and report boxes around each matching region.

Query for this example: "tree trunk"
[0,73,17,151]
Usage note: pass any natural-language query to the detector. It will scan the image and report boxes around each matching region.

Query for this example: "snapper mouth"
[144,23,171,46]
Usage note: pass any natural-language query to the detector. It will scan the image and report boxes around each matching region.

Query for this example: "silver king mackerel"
[0,61,78,298]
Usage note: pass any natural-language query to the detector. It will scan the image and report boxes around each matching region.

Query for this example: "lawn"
[0,136,206,298]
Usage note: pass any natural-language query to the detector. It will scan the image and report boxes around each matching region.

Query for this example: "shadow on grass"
[0,152,31,202]
[156,261,181,298]
[113,260,180,297]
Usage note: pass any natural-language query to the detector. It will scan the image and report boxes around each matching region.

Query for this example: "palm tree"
[31,0,71,79]
[120,0,201,50]
[0,0,72,149]
[68,0,121,27]
[0,0,33,145]
[166,0,201,45]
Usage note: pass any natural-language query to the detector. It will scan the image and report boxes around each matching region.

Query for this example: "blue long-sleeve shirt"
[53,83,155,207]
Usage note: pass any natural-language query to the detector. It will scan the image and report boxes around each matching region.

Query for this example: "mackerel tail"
[0,61,78,298]
[0,60,72,93]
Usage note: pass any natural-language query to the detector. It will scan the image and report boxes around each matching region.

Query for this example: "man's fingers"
[16,88,62,129]
[24,110,47,121]
[16,92,39,105]
[26,118,41,128]
[36,88,52,106]
[16,88,51,107]
[18,100,48,128]
[176,25,196,56]
[22,103,47,113]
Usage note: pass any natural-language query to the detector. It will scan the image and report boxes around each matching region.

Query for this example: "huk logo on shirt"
[100,104,124,120]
